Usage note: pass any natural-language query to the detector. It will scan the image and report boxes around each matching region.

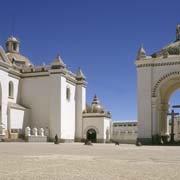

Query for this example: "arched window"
[66,87,70,101]
[9,81,14,98]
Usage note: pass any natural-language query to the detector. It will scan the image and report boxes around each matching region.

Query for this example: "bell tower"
[6,36,20,53]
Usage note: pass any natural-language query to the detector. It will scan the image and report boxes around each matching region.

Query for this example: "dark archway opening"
[87,129,96,143]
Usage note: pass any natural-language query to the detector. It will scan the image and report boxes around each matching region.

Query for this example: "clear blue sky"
[0,0,180,120]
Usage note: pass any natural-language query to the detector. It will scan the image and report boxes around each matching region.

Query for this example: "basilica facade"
[0,37,112,143]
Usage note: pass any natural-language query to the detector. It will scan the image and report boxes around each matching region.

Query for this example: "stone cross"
[167,109,179,143]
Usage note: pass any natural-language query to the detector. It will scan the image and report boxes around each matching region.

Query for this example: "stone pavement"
[0,143,180,180]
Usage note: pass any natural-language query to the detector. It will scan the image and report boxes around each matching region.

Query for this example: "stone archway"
[86,129,97,143]
[152,74,180,139]
[135,24,180,144]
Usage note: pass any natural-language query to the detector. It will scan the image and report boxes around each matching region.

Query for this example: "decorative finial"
[76,67,86,81]
[51,54,66,69]
[92,94,100,104]
[136,43,146,60]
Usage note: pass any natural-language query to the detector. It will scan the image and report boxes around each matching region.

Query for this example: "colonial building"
[0,36,112,143]
[135,24,180,144]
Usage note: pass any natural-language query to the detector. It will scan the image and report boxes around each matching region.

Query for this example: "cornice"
[83,113,111,118]
[135,56,180,68]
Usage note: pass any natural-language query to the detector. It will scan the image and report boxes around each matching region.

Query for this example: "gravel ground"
[0,143,180,180]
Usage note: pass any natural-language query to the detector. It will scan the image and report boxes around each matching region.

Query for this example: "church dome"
[151,25,180,58]
[86,95,105,113]
[5,36,32,67]
[6,52,32,66]
[6,36,19,43]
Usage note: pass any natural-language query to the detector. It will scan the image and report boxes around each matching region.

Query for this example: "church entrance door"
[87,129,96,143]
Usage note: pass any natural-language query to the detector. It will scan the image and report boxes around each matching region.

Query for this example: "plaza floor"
[0,143,180,180]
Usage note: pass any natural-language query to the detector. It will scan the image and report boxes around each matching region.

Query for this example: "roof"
[9,102,28,110]
[6,52,32,66]
[6,36,20,43]
[51,54,66,68]
[76,67,86,80]
[151,25,180,58]
[152,40,180,58]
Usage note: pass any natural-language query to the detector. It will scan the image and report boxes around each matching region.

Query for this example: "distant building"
[112,121,137,143]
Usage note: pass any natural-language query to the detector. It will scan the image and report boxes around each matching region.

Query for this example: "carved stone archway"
[135,24,180,144]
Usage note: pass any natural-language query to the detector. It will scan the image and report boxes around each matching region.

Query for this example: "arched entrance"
[135,24,180,144]
[87,129,96,142]
[155,75,180,141]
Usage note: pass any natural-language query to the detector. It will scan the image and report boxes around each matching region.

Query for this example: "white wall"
[104,118,111,141]
[0,69,20,130]
[20,76,50,131]
[49,74,76,140]
[60,81,76,140]
[137,66,152,139]
[10,108,25,129]
[75,85,86,140]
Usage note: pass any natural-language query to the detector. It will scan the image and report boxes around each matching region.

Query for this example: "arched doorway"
[87,129,96,142]
[168,90,180,141]
[159,76,180,135]
[152,74,180,143]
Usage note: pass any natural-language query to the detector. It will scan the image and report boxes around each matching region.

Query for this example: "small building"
[82,95,112,143]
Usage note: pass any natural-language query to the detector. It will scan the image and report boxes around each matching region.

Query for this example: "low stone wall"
[26,136,47,142]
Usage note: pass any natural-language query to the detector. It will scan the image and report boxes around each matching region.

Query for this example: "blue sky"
[0,0,180,120]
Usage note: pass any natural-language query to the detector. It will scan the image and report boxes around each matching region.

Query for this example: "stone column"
[152,97,158,135]
[160,103,169,135]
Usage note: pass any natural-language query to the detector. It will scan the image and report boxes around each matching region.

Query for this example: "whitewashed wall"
[60,81,76,140]
[75,85,86,141]
[20,76,50,131]
[10,108,24,129]
[0,69,20,130]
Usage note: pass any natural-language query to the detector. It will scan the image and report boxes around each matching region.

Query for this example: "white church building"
[0,36,112,143]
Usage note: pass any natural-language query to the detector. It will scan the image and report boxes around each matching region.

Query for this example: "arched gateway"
[87,129,97,142]
[135,24,180,144]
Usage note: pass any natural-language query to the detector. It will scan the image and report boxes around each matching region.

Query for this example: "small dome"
[86,95,105,113]
[5,36,32,67]
[6,52,32,66]
[6,36,19,43]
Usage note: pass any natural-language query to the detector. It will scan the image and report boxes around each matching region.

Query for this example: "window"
[66,87,70,101]
[13,43,17,51]
[9,81,14,98]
